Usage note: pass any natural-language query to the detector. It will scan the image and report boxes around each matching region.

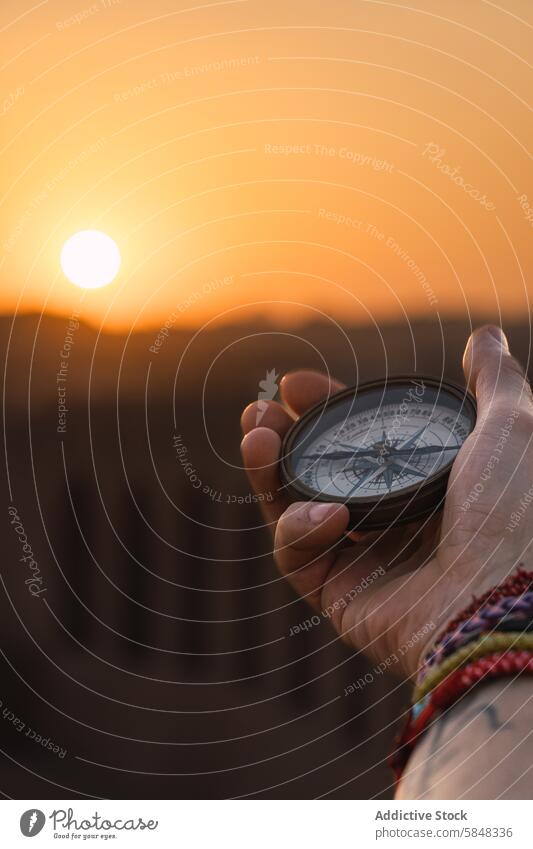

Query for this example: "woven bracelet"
[413,632,533,704]
[422,609,533,675]
[419,568,533,680]
[423,567,533,665]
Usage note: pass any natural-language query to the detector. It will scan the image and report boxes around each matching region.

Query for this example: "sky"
[1,0,532,332]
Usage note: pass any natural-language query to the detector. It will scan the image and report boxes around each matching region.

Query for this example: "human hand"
[240,326,533,678]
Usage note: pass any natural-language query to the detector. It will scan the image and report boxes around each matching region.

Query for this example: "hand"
[240,326,533,678]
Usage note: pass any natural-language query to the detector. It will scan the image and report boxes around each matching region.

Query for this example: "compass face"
[280,377,476,529]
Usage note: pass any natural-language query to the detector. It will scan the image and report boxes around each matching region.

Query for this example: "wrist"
[390,564,533,786]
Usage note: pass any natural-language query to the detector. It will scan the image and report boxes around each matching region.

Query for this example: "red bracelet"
[432,649,533,708]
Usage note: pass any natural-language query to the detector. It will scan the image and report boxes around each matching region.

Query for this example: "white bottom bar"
[1,799,531,848]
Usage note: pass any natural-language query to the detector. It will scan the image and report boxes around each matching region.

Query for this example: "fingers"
[241,400,294,437]
[274,501,350,608]
[242,372,345,435]
[462,325,533,421]
[240,371,345,531]
[240,426,289,527]
[275,501,349,574]
[280,370,345,417]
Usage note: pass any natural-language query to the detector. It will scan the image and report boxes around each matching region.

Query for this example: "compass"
[279,376,477,530]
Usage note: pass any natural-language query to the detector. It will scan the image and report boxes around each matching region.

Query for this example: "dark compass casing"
[279,375,477,531]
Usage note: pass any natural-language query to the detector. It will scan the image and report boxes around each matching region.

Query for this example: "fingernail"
[485,325,509,350]
[309,503,335,524]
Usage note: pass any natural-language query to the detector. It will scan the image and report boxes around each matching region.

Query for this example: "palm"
[323,514,442,674]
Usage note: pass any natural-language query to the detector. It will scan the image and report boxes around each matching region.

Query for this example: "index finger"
[280,370,345,416]
[240,370,346,532]
[241,426,289,530]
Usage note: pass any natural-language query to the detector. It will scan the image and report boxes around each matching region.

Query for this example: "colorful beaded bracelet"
[427,567,533,653]
[418,569,533,683]
[413,632,533,703]
[422,616,533,672]
[424,592,533,671]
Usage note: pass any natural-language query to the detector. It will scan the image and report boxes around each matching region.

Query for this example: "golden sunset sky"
[1,0,532,331]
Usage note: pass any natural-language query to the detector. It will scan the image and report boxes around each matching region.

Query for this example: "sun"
[60,230,121,289]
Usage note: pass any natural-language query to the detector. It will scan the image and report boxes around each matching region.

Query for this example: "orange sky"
[1,0,532,331]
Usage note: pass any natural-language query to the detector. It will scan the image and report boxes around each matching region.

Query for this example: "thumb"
[462,325,532,422]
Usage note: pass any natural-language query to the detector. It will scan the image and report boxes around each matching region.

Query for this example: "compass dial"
[280,377,476,530]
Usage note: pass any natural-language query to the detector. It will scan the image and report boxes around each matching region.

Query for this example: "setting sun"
[60,230,121,290]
